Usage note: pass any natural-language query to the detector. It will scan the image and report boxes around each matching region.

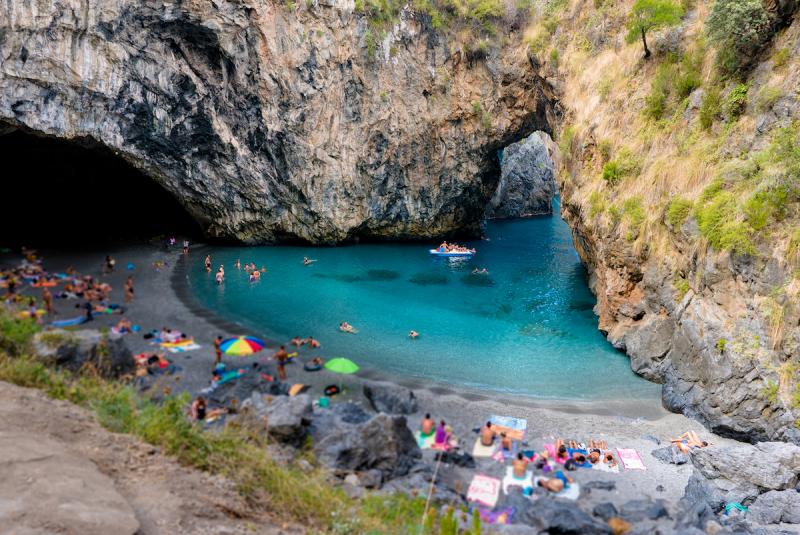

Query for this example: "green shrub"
[695,189,755,254]
[706,0,772,75]
[598,78,613,101]
[699,86,722,129]
[674,274,690,299]
[743,186,790,230]
[761,380,778,404]
[602,160,621,183]
[364,29,378,59]
[724,83,749,120]
[549,48,560,68]
[756,86,782,112]
[609,204,622,223]
[589,191,606,217]
[788,229,800,266]
[622,196,646,240]
[674,68,701,99]
[559,125,576,159]
[715,338,727,352]
[0,311,40,356]
[644,63,672,119]
[667,197,693,228]
[598,139,613,162]
[773,47,790,68]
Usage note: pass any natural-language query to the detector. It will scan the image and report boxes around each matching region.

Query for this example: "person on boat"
[409,330,419,339]
[438,242,447,253]
[480,421,495,447]
[421,413,435,436]
[434,420,448,447]
[306,336,321,348]
[303,257,317,265]
[204,255,212,271]
[512,452,529,479]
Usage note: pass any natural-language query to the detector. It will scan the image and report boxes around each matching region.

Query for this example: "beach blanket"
[288,383,308,396]
[477,507,514,525]
[472,437,496,458]
[159,339,201,353]
[502,466,533,495]
[51,315,86,327]
[491,440,519,463]
[414,431,435,450]
[592,459,621,473]
[467,475,501,508]
[532,477,581,500]
[489,414,527,441]
[617,448,646,470]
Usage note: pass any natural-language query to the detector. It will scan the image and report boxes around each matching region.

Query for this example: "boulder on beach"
[505,494,612,535]
[748,489,800,524]
[242,391,312,445]
[313,412,421,480]
[362,381,418,415]
[32,328,134,378]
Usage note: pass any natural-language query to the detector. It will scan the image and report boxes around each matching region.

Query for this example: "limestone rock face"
[32,329,134,378]
[0,0,557,243]
[485,131,556,218]
[0,431,140,535]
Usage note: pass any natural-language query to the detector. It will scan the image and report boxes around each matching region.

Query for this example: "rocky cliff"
[0,0,557,243]
[551,0,800,442]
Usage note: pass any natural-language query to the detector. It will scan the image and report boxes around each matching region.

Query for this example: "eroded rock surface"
[32,328,134,378]
[0,0,557,243]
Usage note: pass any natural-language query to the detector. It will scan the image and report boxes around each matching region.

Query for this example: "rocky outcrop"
[363,381,418,415]
[0,430,140,535]
[561,182,800,444]
[485,131,556,218]
[32,329,134,378]
[0,0,557,243]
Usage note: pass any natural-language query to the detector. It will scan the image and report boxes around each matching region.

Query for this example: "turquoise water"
[187,200,659,400]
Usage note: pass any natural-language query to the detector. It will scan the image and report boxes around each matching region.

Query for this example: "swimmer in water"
[235,259,241,269]
[215,266,225,284]
[303,257,317,265]
[409,330,419,339]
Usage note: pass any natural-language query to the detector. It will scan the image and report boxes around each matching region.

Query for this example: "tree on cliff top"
[625,0,684,59]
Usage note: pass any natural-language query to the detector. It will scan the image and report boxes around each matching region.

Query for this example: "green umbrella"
[324,357,359,391]
[324,357,359,375]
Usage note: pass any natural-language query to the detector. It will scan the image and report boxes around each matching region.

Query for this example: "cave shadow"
[0,124,201,249]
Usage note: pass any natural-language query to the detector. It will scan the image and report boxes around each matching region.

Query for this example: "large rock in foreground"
[0,0,557,243]
[363,381,418,415]
[0,430,140,535]
[32,329,134,378]
[485,131,556,219]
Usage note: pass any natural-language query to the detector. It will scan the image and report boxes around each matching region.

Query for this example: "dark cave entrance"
[0,125,201,248]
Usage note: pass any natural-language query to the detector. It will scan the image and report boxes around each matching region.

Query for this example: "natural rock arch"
[0,0,558,243]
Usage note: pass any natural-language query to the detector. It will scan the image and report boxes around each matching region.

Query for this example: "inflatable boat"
[429,248,475,258]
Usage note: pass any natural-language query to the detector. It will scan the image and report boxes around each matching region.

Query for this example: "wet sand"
[9,242,736,510]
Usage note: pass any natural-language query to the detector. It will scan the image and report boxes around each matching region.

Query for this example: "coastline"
[19,242,737,511]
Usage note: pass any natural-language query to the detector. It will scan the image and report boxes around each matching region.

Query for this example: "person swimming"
[290,336,304,347]
[409,330,419,339]
[235,259,241,269]
[215,266,225,284]
[306,337,321,348]
[303,257,317,265]
[339,322,356,333]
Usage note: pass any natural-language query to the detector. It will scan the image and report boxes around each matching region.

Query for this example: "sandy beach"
[7,242,737,515]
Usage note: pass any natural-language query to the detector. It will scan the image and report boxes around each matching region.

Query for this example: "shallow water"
[188,199,659,401]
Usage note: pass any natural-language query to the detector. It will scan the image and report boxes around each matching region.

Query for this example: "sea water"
[188,199,659,400]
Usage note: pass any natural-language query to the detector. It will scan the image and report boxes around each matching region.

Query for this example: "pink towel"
[617,448,646,470]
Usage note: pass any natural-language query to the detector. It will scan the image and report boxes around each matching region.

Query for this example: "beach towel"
[51,315,86,327]
[467,475,501,508]
[502,466,533,495]
[592,459,621,473]
[617,448,646,470]
[477,507,514,525]
[288,383,308,396]
[532,477,581,500]
[159,339,201,353]
[472,437,496,458]
[414,431,435,449]
[492,440,519,462]
[489,414,527,441]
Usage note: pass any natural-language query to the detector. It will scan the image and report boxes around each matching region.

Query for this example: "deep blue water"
[187,200,659,400]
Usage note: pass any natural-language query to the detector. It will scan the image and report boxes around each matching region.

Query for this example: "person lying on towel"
[537,471,573,493]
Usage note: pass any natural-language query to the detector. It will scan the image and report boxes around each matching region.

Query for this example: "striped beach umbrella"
[220,335,266,356]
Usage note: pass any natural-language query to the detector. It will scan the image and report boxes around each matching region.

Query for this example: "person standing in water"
[204,255,212,272]
[215,266,225,284]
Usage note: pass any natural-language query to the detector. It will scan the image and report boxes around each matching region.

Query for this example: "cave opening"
[0,125,201,248]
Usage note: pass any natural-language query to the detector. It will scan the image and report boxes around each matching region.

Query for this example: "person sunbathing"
[604,452,618,468]
[500,432,512,453]
[192,396,207,420]
[671,431,708,453]
[114,318,132,333]
[480,421,495,447]
[538,471,573,493]
[434,420,449,447]
[554,439,570,463]
[421,413,435,436]
[512,452,529,479]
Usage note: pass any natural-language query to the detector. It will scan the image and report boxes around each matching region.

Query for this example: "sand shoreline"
[9,242,735,510]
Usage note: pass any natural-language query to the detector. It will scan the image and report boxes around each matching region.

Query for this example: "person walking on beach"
[213,335,223,365]
[42,287,53,315]
[124,276,134,303]
[104,255,116,274]
[273,345,289,381]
